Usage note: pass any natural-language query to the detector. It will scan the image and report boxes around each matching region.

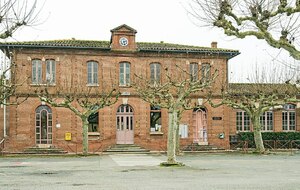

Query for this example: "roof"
[229,83,299,95]
[110,24,137,33]
[0,39,240,58]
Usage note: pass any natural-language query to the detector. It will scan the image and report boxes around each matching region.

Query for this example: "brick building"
[0,24,299,153]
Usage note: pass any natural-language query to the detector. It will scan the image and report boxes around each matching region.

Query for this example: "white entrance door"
[116,105,134,144]
[35,105,53,145]
[193,109,208,145]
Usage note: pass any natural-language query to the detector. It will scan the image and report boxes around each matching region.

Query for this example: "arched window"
[150,63,161,84]
[282,104,296,131]
[119,62,130,86]
[35,105,52,144]
[87,61,98,85]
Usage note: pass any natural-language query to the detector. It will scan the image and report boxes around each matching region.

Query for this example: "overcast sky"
[7,0,300,82]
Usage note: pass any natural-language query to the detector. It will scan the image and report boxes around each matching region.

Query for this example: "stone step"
[104,144,150,153]
[24,147,67,154]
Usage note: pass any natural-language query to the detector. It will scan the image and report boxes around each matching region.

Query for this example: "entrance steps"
[23,146,67,154]
[104,144,150,154]
[182,143,225,152]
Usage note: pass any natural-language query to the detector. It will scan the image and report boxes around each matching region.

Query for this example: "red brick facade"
[0,25,298,153]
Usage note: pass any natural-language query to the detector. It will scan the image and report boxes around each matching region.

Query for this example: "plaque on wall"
[212,117,222,120]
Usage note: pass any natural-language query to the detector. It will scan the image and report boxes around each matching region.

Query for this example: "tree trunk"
[166,110,177,164]
[82,117,89,155]
[252,115,265,153]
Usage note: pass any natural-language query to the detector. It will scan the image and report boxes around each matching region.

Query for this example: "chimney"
[211,41,218,48]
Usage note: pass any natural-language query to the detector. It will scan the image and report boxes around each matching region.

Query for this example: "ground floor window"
[236,111,250,132]
[150,105,162,132]
[282,104,296,131]
[88,112,99,132]
[260,111,273,131]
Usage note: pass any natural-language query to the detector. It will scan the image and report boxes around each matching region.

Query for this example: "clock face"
[119,37,129,46]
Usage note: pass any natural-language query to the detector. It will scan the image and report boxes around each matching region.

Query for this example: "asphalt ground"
[0,152,300,190]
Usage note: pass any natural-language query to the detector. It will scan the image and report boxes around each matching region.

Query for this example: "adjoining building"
[0,24,298,153]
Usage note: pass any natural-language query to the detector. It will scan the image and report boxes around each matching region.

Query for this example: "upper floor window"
[190,63,198,82]
[150,63,161,85]
[282,104,296,131]
[236,111,250,132]
[119,62,130,86]
[32,59,56,85]
[201,63,211,82]
[32,59,42,84]
[46,59,56,84]
[260,111,273,131]
[87,61,98,85]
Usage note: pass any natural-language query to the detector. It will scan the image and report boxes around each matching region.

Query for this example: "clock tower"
[110,24,137,51]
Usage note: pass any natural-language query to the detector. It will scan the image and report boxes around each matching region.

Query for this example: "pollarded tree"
[37,82,120,155]
[210,82,299,153]
[188,0,300,60]
[133,64,217,166]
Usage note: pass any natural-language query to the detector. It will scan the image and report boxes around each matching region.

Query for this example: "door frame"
[35,105,53,146]
[192,108,208,145]
[116,104,134,144]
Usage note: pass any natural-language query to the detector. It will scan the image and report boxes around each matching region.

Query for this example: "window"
[119,62,130,86]
[236,111,250,131]
[150,105,162,132]
[87,61,98,85]
[150,63,161,84]
[32,59,56,84]
[46,59,56,84]
[282,104,296,131]
[88,112,99,132]
[260,111,273,131]
[201,63,211,82]
[32,59,42,84]
[190,63,198,81]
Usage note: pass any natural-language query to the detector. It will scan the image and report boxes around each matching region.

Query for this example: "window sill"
[86,84,99,87]
[150,131,164,135]
[30,83,56,86]
[88,132,100,136]
[88,132,100,140]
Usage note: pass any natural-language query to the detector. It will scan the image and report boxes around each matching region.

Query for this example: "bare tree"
[188,0,300,60]
[37,82,120,156]
[0,0,40,40]
[133,65,217,166]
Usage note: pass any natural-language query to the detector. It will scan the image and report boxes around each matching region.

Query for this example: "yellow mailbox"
[65,132,72,141]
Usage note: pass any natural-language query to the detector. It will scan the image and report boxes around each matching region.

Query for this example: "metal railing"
[230,140,300,151]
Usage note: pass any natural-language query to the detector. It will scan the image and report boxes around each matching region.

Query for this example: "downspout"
[3,51,7,137]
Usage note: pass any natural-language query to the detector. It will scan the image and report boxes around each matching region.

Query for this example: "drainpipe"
[3,52,7,137]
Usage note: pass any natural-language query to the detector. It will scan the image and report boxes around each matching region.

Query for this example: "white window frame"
[190,63,198,82]
[119,62,130,86]
[236,111,250,132]
[150,63,161,84]
[46,59,56,84]
[282,104,296,131]
[32,59,42,84]
[260,111,273,131]
[87,61,98,85]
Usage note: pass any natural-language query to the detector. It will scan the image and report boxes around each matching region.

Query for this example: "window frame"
[32,59,42,84]
[260,111,273,131]
[150,105,162,132]
[87,61,99,85]
[282,104,296,131]
[119,62,130,86]
[46,59,56,84]
[150,63,161,85]
[236,111,250,132]
[190,62,199,82]
[201,63,211,82]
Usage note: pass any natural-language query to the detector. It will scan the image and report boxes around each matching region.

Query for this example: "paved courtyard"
[0,152,300,190]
